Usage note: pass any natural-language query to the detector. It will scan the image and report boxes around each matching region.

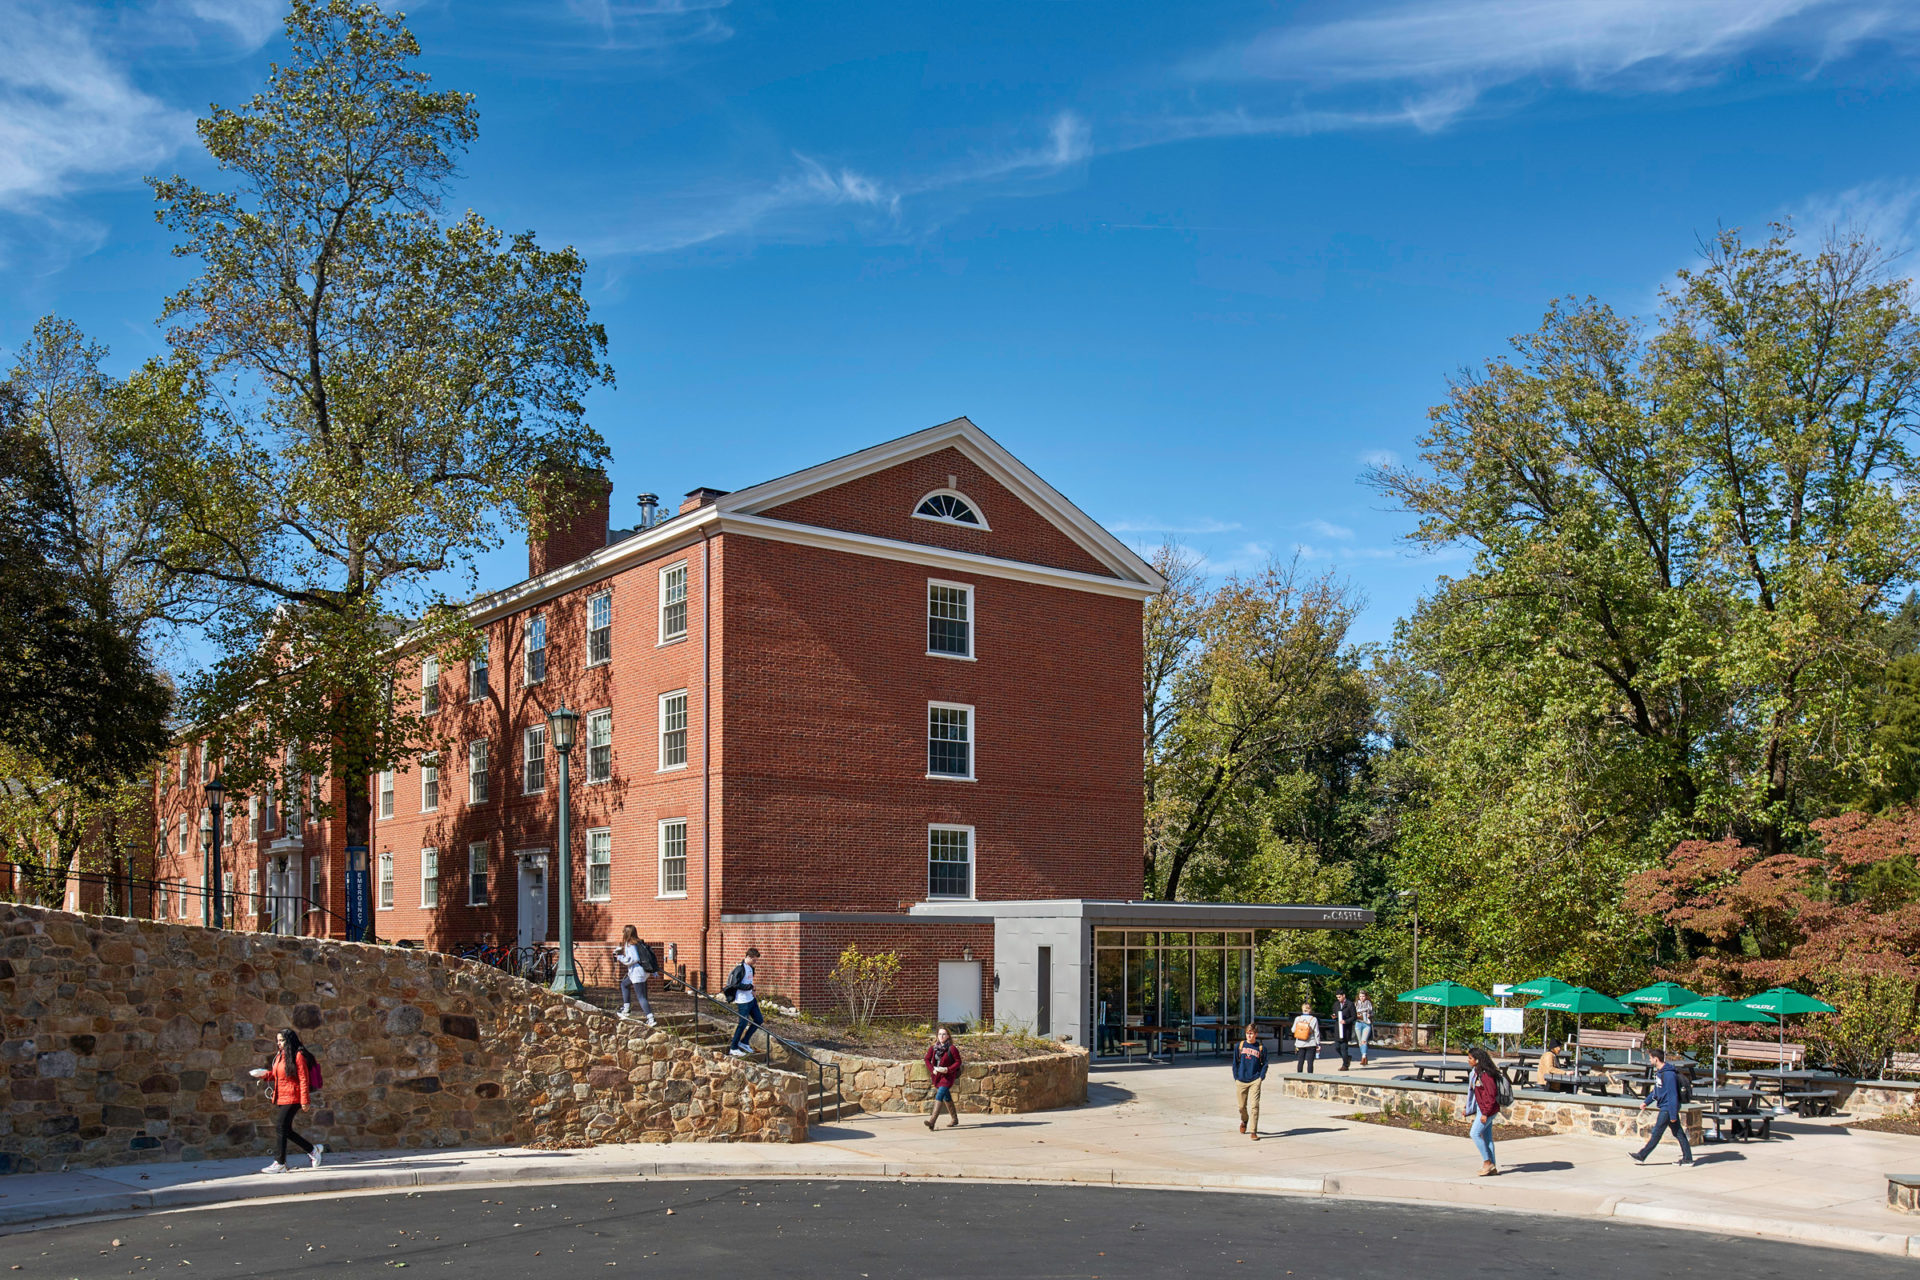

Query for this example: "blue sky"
[5,0,1920,648]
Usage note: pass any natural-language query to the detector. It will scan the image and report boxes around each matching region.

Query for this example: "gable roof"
[717,416,1165,591]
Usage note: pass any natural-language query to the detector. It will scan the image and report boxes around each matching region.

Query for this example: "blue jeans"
[729,998,763,1052]
[1634,1109,1692,1162]
[1469,1111,1495,1164]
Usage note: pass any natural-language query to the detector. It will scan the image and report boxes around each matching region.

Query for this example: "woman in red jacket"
[248,1029,324,1173]
[1463,1045,1506,1177]
[923,1027,963,1130]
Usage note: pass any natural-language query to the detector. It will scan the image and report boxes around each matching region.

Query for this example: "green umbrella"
[1525,986,1632,1060]
[1278,961,1339,977]
[1619,982,1702,1054]
[1740,987,1837,1061]
[1659,996,1777,1083]
[1510,976,1574,1048]
[1399,981,1495,1065]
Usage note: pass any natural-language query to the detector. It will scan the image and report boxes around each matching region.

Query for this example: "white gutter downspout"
[699,527,713,988]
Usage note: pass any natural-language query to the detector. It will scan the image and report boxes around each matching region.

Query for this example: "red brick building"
[150,418,1172,1029]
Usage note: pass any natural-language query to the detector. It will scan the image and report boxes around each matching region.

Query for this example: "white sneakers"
[646,1015,657,1027]
[620,1004,631,1017]
[729,1047,750,1057]
[310,1143,326,1169]
[261,1162,288,1174]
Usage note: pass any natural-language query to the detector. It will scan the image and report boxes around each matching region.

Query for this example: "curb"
[4,1158,1917,1259]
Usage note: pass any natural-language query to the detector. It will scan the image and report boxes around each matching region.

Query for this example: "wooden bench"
[1575,1028,1646,1065]
[1886,1052,1920,1079]
[1724,1039,1805,1069]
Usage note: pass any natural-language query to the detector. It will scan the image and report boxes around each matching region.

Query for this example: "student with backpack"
[617,925,658,1026]
[723,947,762,1057]
[1231,1022,1269,1139]
[248,1028,324,1173]
[1463,1045,1510,1177]
[1291,1002,1321,1072]
[1629,1047,1695,1167]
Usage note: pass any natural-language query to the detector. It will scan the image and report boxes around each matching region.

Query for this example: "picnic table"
[1694,1086,1774,1142]
[1735,1068,1841,1117]
[1542,1069,1611,1096]
[1402,1060,1473,1084]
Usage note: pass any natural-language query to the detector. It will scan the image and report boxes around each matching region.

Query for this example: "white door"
[938,961,982,1027]
[517,857,547,950]
[272,859,299,935]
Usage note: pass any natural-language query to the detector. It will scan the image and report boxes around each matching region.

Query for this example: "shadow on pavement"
[1503,1160,1574,1173]
[1269,1126,1345,1138]
[1690,1152,1745,1164]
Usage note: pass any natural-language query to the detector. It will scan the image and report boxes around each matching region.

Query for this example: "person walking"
[923,1026,964,1129]
[1291,1001,1321,1072]
[616,925,658,1026]
[724,947,763,1057]
[1463,1045,1507,1177]
[1231,1022,1269,1139]
[1355,990,1374,1067]
[1630,1048,1694,1167]
[247,1028,324,1174]
[1332,992,1356,1071]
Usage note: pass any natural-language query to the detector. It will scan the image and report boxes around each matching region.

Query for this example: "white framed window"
[420,754,439,812]
[928,702,974,780]
[201,746,212,783]
[157,884,169,920]
[225,872,238,923]
[913,489,988,529]
[586,828,612,901]
[178,747,188,787]
[309,857,323,914]
[586,709,612,784]
[469,637,489,702]
[378,851,394,909]
[524,725,548,793]
[420,847,439,908]
[928,580,973,659]
[421,658,440,714]
[247,868,258,906]
[658,818,688,897]
[262,783,276,833]
[467,841,489,907]
[469,739,489,804]
[177,814,189,856]
[248,796,259,840]
[587,591,612,666]
[659,690,688,770]
[525,615,547,684]
[659,562,688,643]
[179,881,191,917]
[378,770,395,820]
[928,825,974,899]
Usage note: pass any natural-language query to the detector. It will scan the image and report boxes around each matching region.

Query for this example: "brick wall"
[719,918,995,1025]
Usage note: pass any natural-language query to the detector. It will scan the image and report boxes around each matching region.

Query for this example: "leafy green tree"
[117,0,611,914]
[1371,226,1920,991]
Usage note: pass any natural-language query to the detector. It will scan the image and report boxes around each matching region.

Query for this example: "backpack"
[721,963,746,1001]
[1292,1015,1316,1043]
[300,1049,324,1093]
[1674,1068,1693,1106]
[1494,1069,1513,1111]
[634,939,658,973]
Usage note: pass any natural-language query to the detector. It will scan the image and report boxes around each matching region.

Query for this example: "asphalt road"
[2,1180,1900,1279]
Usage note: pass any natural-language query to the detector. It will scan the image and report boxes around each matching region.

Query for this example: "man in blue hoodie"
[1630,1047,1694,1166]
[1232,1023,1269,1141]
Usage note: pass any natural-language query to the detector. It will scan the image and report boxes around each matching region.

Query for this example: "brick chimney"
[679,486,729,515]
[529,468,613,577]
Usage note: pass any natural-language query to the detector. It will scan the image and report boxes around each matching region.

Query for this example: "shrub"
[826,945,901,1030]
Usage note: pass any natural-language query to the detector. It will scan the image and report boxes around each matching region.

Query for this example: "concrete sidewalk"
[4,1057,1917,1259]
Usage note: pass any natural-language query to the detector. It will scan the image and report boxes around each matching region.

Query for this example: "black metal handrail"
[0,859,362,940]
[654,969,844,1124]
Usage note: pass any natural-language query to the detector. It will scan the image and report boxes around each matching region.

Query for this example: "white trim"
[468,636,489,703]
[927,578,975,660]
[378,770,395,820]
[927,823,976,900]
[657,817,689,899]
[715,416,1163,588]
[912,488,990,531]
[718,512,1158,600]
[377,850,395,910]
[658,689,689,772]
[658,560,690,645]
[927,700,975,781]
[585,707,613,785]
[420,846,439,909]
[585,590,613,667]
[420,753,439,813]
[524,614,548,685]
[468,739,489,805]
[585,827,613,902]
[421,657,440,715]
[467,840,489,907]
[523,724,548,794]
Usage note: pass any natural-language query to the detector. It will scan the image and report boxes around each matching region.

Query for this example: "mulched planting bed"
[755,1013,1059,1063]
[1846,1114,1920,1136]
[1346,1112,1555,1141]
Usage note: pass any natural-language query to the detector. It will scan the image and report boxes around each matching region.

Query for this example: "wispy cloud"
[1789,177,1920,254]
[1360,449,1399,468]
[1188,0,1918,131]
[0,2,194,213]
[1303,518,1354,540]
[1109,515,1245,535]
[560,0,732,52]
[183,0,284,49]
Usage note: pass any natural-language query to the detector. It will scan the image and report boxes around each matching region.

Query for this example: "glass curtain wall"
[1093,930,1256,1057]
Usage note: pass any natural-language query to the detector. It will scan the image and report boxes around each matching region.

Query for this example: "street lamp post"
[1396,889,1419,993]
[547,703,583,998]
[206,776,227,930]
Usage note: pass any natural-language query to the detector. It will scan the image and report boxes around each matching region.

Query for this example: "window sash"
[928,583,971,656]
[659,820,688,896]
[660,563,688,641]
[470,640,489,701]
[421,756,439,812]
[378,853,395,909]
[469,740,489,804]
[587,593,612,665]
[928,827,973,898]
[526,616,547,683]
[468,841,489,906]
[586,710,612,783]
[421,848,439,907]
[928,704,972,777]
[421,659,440,714]
[660,692,688,768]
[587,829,611,901]
[524,726,547,793]
[378,770,394,819]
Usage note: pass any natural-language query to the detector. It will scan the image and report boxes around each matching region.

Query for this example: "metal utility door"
[517,856,548,949]
[938,961,982,1027]
[1037,947,1052,1036]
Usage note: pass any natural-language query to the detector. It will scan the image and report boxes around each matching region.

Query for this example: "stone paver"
[3,1051,1917,1259]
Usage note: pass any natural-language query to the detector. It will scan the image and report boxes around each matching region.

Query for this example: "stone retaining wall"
[1282,1074,1703,1142]
[0,904,808,1175]
[799,1042,1088,1115]
[1829,1079,1919,1120]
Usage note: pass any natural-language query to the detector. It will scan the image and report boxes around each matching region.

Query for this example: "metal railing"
[0,859,359,939]
[654,969,845,1124]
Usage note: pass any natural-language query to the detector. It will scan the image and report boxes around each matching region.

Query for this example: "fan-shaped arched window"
[914,490,987,529]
